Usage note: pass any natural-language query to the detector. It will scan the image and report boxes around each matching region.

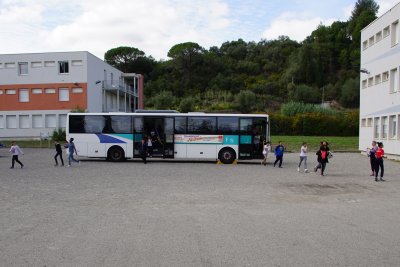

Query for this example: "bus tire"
[108,146,125,162]
[218,147,236,164]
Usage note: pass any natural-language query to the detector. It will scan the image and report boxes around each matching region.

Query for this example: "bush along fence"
[270,111,359,136]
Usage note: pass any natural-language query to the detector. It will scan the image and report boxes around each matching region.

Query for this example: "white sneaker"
[67,165,71,167]
[304,169,308,173]
[297,167,300,172]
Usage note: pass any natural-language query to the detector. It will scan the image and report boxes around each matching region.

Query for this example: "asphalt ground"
[0,148,400,267]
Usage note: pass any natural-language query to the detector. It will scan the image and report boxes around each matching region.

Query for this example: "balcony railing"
[102,80,138,96]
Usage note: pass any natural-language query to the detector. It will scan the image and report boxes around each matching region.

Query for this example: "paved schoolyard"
[0,148,400,266]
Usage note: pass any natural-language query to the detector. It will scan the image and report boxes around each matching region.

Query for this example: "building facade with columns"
[0,51,143,139]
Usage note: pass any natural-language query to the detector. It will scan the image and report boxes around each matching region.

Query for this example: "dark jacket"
[55,143,62,153]
[139,142,147,155]
[316,146,330,163]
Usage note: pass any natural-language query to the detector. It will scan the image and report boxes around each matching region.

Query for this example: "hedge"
[270,111,359,136]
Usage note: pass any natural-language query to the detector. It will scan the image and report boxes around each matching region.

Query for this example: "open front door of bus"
[163,117,174,158]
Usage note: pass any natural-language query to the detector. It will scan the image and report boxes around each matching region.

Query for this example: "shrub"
[235,90,256,113]
[179,97,196,113]
[280,101,338,116]
[153,91,176,110]
[270,111,359,136]
[52,129,66,142]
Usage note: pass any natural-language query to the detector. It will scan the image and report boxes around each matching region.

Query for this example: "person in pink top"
[374,142,385,182]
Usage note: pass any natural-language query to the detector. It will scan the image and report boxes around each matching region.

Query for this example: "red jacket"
[375,148,384,159]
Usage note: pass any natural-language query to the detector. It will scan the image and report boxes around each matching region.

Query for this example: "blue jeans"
[68,153,79,165]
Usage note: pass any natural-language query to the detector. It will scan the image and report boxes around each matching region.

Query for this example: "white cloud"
[262,12,336,42]
[0,0,231,60]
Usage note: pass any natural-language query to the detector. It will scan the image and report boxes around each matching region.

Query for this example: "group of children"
[7,138,80,169]
[367,141,385,181]
[261,141,333,176]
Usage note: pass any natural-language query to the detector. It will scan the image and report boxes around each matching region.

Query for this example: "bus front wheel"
[218,148,236,164]
[108,146,125,162]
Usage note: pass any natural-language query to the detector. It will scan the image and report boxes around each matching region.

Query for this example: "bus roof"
[67,112,268,118]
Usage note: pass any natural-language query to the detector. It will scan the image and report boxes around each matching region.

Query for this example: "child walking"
[298,142,308,172]
[9,141,24,169]
[54,141,64,166]
[67,138,80,167]
[315,141,330,176]
[273,141,285,168]
[374,142,385,182]
[261,141,271,166]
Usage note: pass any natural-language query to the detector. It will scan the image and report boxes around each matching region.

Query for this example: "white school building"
[359,3,400,159]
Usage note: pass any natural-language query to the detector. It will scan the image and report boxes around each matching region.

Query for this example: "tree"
[340,78,360,108]
[153,91,176,110]
[179,97,196,113]
[104,46,145,72]
[235,90,256,113]
[348,0,379,67]
[167,42,204,92]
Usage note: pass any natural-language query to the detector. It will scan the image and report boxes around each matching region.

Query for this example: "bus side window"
[175,117,187,134]
[217,117,239,135]
[187,117,216,134]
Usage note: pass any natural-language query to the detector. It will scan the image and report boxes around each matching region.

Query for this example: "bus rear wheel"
[108,146,125,162]
[219,148,236,164]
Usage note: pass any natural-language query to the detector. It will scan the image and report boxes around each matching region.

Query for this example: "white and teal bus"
[66,112,269,164]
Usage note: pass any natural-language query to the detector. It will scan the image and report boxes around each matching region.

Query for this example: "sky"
[0,0,399,60]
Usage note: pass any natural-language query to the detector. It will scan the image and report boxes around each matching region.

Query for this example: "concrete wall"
[0,52,87,84]
[359,3,400,157]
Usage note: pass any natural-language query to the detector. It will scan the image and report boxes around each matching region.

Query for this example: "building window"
[45,114,57,128]
[71,60,83,66]
[367,118,373,127]
[0,63,3,69]
[6,115,17,129]
[390,68,398,93]
[362,79,368,89]
[32,88,43,94]
[389,115,397,139]
[6,89,16,95]
[5,62,15,68]
[376,31,382,42]
[18,62,28,75]
[19,115,30,129]
[382,117,388,139]
[59,88,69,101]
[361,119,366,127]
[368,77,374,87]
[369,36,375,46]
[375,74,381,84]
[383,71,389,82]
[383,26,390,37]
[58,61,69,74]
[0,90,3,95]
[45,88,56,94]
[44,61,56,67]
[59,114,67,129]
[0,115,4,128]
[19,89,29,102]
[391,20,399,46]
[362,40,368,50]
[32,115,43,128]
[31,61,42,68]
[374,117,380,138]
[72,87,83,93]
